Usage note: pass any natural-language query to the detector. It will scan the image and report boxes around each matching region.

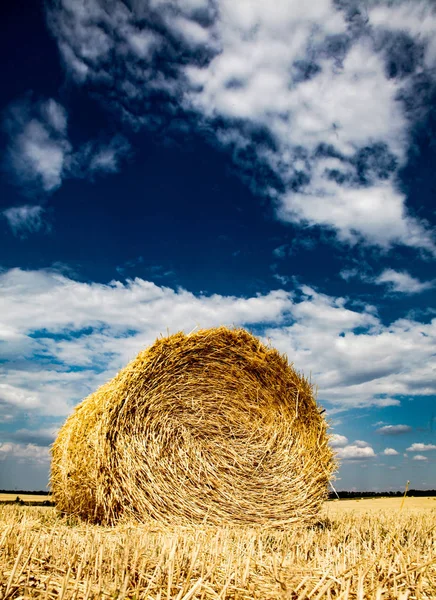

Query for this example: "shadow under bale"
[51,327,335,526]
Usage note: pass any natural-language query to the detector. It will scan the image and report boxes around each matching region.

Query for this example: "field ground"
[1,494,435,512]
[0,499,435,599]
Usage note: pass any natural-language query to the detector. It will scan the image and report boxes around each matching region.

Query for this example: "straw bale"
[51,327,335,526]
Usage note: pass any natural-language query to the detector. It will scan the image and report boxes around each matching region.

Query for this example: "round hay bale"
[51,327,335,526]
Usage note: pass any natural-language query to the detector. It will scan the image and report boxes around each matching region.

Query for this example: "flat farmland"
[2,493,434,511]
[323,495,436,516]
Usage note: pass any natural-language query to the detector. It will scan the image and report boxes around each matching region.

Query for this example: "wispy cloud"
[2,96,131,199]
[45,0,436,251]
[376,424,412,435]
[68,135,132,180]
[340,267,434,294]
[2,205,46,236]
[273,237,316,259]
[3,97,71,192]
[374,269,435,294]
[340,268,360,282]
[271,272,291,286]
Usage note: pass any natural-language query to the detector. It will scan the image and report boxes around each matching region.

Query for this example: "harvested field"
[0,500,435,599]
[323,496,436,516]
[51,327,334,527]
[0,495,51,503]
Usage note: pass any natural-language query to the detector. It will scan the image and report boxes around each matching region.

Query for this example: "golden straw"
[51,327,336,526]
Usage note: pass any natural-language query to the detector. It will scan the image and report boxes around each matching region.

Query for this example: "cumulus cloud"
[265,287,436,408]
[330,434,348,447]
[354,440,370,448]
[383,448,399,455]
[44,0,436,251]
[1,268,435,428]
[406,443,436,452]
[374,269,435,294]
[2,205,46,236]
[335,444,376,460]
[376,424,412,435]
[2,96,131,199]
[412,454,428,461]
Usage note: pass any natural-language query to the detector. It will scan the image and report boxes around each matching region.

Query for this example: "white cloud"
[339,268,435,294]
[383,448,399,456]
[369,1,436,69]
[340,268,359,281]
[412,454,428,461]
[330,434,348,447]
[0,442,50,464]
[406,443,436,452]
[170,15,211,47]
[279,179,434,250]
[68,134,131,178]
[265,288,436,408]
[5,102,70,192]
[45,0,436,251]
[272,273,291,286]
[0,268,294,419]
[0,368,101,420]
[354,440,370,448]
[3,97,131,198]
[376,424,413,435]
[335,444,376,460]
[2,205,45,236]
[0,268,435,425]
[187,14,432,250]
[374,269,434,294]
[0,383,40,409]
[42,98,68,134]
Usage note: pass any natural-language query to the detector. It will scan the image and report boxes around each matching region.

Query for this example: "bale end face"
[51,327,336,526]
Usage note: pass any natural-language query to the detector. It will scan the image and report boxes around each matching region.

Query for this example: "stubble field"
[0,498,435,599]
[0,495,51,504]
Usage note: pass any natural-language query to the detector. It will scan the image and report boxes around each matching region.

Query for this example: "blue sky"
[0,0,435,492]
